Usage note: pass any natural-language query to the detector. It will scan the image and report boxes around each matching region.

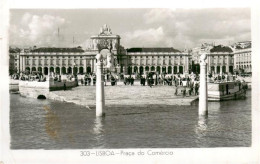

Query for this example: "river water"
[10,91,251,149]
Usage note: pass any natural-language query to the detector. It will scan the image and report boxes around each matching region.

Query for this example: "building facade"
[17,24,123,75]
[125,48,190,75]
[232,41,252,73]
[10,25,251,76]
[207,52,234,74]
[191,44,235,74]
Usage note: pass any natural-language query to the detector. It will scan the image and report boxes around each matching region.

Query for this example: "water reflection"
[197,116,208,131]
[10,91,251,149]
[195,116,208,137]
[93,117,105,148]
[44,105,61,140]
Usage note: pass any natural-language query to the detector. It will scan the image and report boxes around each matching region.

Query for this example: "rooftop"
[210,45,233,53]
[126,47,181,53]
[31,47,84,53]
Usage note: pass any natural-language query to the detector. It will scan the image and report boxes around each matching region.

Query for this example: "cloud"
[9,9,251,50]
[122,27,171,48]
[142,8,251,49]
[10,13,66,47]
[144,8,175,24]
[21,12,32,25]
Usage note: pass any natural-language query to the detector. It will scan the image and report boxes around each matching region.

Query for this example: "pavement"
[51,85,199,108]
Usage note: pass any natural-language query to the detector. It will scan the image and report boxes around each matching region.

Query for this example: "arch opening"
[37,95,46,99]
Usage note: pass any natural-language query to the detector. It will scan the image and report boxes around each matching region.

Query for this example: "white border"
[1,0,260,163]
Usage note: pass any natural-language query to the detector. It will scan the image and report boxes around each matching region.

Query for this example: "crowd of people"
[10,70,249,97]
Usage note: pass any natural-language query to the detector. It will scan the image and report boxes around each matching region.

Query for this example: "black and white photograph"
[1,0,260,163]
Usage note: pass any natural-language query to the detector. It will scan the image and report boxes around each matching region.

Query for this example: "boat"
[208,81,247,101]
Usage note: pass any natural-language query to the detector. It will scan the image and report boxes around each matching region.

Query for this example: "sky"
[9,8,251,50]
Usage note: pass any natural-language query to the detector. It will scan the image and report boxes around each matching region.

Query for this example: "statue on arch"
[99,24,112,35]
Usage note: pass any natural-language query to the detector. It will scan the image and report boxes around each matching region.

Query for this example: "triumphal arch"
[90,24,121,73]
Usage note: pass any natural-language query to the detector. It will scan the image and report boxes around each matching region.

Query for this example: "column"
[22,56,26,72]
[199,53,208,116]
[19,55,22,73]
[160,66,162,74]
[185,56,189,73]
[177,66,179,73]
[220,65,223,74]
[234,54,238,70]
[96,54,105,117]
[208,56,211,73]
[91,58,95,73]
[123,66,126,74]
[227,56,230,73]
[83,58,87,74]
[215,66,217,74]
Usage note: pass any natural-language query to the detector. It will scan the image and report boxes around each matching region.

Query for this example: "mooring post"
[199,53,208,116]
[96,54,105,117]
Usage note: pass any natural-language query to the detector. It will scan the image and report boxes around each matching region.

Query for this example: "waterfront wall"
[10,79,19,92]
[19,80,78,99]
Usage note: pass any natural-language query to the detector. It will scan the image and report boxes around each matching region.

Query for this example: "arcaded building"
[233,41,252,73]
[125,48,190,74]
[17,24,122,75]
[191,44,235,74]
[11,25,251,76]
[14,25,191,75]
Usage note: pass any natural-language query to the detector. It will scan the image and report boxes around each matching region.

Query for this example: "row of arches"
[238,65,252,72]
[25,66,92,75]
[127,66,184,75]
[238,65,251,69]
[209,66,234,74]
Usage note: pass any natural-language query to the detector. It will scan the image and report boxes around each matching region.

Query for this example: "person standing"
[63,82,66,91]
[148,77,152,88]
[93,76,96,85]
[195,83,199,95]
[175,86,178,96]
[131,77,134,85]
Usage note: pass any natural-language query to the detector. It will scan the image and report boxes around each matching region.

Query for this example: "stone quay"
[50,85,199,109]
